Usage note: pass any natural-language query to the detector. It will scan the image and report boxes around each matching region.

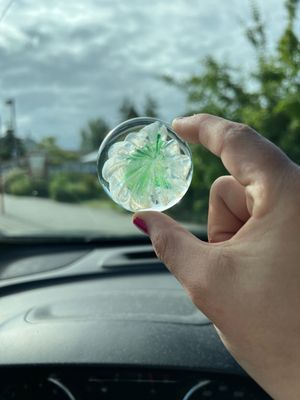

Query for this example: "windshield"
[0,0,297,238]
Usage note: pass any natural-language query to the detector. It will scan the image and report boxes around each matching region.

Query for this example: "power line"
[0,0,15,24]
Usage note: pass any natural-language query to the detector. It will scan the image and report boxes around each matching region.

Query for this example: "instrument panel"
[0,367,271,399]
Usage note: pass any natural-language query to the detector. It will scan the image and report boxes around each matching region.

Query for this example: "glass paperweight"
[97,117,193,212]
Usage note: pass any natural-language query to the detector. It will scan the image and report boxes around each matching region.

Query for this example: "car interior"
[0,235,271,399]
[0,0,293,398]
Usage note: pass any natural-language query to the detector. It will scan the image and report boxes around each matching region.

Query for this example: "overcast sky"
[0,0,294,149]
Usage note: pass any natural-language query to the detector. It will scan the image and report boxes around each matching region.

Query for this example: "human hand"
[133,114,300,400]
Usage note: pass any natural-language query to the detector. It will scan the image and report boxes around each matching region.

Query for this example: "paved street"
[0,195,205,237]
[0,195,138,236]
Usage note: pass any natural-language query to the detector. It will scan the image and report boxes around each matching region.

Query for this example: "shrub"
[49,174,71,202]
[80,174,99,198]
[32,179,49,198]
[8,175,34,196]
[49,172,100,203]
[4,169,32,196]
[4,168,26,191]
[4,168,50,198]
[3,169,100,202]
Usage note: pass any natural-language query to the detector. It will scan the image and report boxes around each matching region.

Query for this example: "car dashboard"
[0,238,271,399]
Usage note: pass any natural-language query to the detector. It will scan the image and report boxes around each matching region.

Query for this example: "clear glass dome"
[97,117,193,212]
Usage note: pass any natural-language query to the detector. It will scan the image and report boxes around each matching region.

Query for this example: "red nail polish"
[133,217,148,235]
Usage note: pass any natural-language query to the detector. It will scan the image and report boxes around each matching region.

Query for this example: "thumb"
[133,211,213,300]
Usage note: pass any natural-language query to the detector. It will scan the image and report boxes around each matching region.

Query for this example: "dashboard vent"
[102,248,165,271]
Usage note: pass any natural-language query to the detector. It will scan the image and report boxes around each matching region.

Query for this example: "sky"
[0,0,293,149]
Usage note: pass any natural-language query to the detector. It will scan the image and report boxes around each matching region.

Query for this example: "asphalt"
[0,195,205,238]
[0,195,137,237]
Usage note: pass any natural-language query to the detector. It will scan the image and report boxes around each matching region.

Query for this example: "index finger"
[172,114,290,188]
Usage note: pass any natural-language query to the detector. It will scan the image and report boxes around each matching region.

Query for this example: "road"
[0,195,205,237]
[0,195,138,236]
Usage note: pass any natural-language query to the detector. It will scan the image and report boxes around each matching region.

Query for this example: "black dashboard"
[0,238,272,399]
[0,367,270,399]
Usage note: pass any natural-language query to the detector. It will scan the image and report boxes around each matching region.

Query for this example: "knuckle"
[210,176,224,193]
[151,230,168,262]
[234,122,252,133]
[151,225,190,271]
[151,228,178,267]
[223,122,255,150]
[210,176,232,199]
[199,113,211,121]
[230,122,252,135]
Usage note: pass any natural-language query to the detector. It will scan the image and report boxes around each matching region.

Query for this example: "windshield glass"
[0,0,296,238]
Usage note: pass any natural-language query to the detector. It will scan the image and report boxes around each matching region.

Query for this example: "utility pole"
[0,98,18,215]
[0,166,4,215]
[0,111,4,214]
[5,98,18,164]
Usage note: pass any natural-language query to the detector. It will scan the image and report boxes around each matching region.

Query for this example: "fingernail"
[133,216,149,235]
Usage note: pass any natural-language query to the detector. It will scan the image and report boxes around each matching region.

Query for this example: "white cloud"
[0,21,31,50]
[0,0,294,148]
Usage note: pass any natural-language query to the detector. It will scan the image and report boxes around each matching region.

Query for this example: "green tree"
[144,96,158,118]
[80,118,110,153]
[38,136,79,165]
[119,97,140,121]
[119,96,159,121]
[0,129,24,161]
[166,0,300,223]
